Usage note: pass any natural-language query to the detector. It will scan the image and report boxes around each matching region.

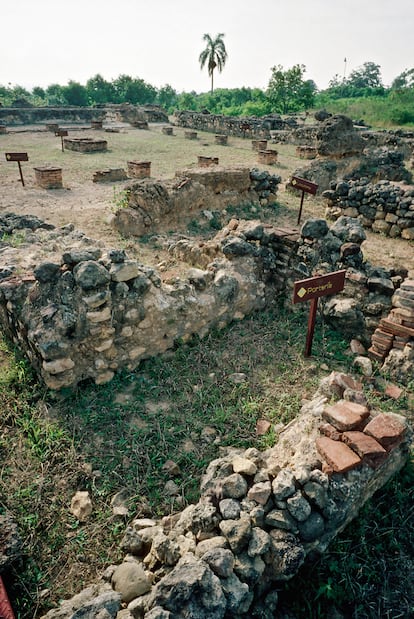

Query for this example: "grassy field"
[0,123,413,618]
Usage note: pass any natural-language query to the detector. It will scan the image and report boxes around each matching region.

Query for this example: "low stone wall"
[0,212,407,390]
[323,178,414,240]
[40,372,411,619]
[113,167,282,238]
[93,168,128,183]
[0,104,168,127]
[173,111,296,139]
[63,137,108,153]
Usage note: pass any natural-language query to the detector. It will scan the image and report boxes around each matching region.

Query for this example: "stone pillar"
[252,139,268,151]
[184,131,197,139]
[91,120,103,130]
[127,161,151,179]
[34,166,63,189]
[296,145,317,160]
[258,149,278,165]
[215,134,228,145]
[162,127,174,135]
[197,156,219,167]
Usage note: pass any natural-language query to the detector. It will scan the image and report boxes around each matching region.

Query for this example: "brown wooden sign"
[5,152,28,186]
[55,130,68,137]
[5,152,29,162]
[293,270,346,304]
[293,269,346,357]
[289,175,318,195]
[288,175,318,224]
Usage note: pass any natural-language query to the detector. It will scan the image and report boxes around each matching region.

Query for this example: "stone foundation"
[257,149,278,165]
[197,156,219,167]
[162,127,173,135]
[127,161,151,179]
[296,145,317,159]
[215,134,228,145]
[34,166,63,189]
[132,121,149,130]
[91,120,103,130]
[63,137,108,153]
[92,168,128,183]
[184,131,197,140]
[0,125,7,135]
[252,139,268,151]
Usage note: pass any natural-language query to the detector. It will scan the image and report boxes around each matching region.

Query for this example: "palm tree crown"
[199,33,227,94]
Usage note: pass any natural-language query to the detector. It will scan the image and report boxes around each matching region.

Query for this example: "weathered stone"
[232,455,257,476]
[298,512,326,542]
[265,530,305,581]
[0,513,22,571]
[221,473,248,499]
[302,481,328,510]
[219,498,241,520]
[73,260,111,289]
[247,527,270,557]
[286,492,312,522]
[264,509,299,533]
[247,481,272,505]
[201,547,235,578]
[112,561,152,603]
[300,218,329,239]
[40,585,121,619]
[34,262,61,283]
[234,551,265,584]
[219,516,252,553]
[42,358,75,375]
[220,573,253,615]
[70,490,93,521]
[110,261,142,282]
[195,536,228,558]
[271,469,296,500]
[62,248,102,265]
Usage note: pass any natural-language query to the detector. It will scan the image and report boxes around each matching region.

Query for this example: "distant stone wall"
[323,179,414,240]
[173,111,296,139]
[0,104,168,126]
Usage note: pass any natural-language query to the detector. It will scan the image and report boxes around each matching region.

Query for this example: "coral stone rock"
[111,561,151,603]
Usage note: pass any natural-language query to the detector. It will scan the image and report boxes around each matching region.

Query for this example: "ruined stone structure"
[40,372,411,619]
[173,111,296,139]
[324,178,414,239]
[33,166,63,189]
[113,167,281,238]
[92,169,128,183]
[63,137,108,153]
[0,104,168,127]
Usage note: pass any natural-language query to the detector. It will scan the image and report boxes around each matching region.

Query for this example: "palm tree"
[199,33,227,94]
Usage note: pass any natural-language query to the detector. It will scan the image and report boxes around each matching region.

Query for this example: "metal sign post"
[5,152,29,186]
[293,269,346,357]
[55,129,68,152]
[288,176,318,225]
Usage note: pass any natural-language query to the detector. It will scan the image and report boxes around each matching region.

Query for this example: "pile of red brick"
[369,279,414,362]
[317,399,406,474]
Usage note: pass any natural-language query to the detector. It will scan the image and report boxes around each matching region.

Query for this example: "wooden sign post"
[55,129,68,152]
[293,269,346,357]
[5,152,29,186]
[288,176,318,224]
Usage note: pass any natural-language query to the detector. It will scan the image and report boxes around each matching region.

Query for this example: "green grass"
[0,305,412,618]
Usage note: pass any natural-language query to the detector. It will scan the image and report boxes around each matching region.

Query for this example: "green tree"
[113,74,157,104]
[45,83,65,105]
[199,33,228,94]
[62,81,89,106]
[347,62,383,89]
[86,74,115,104]
[267,64,316,113]
[156,84,178,111]
[391,68,414,90]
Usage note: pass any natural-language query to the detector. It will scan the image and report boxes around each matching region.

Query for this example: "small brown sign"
[5,152,29,162]
[289,175,318,195]
[293,270,346,304]
[55,130,68,137]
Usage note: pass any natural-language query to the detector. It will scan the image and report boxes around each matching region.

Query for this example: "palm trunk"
[211,71,214,94]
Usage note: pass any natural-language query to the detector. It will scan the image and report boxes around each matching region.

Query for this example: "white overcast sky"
[1,0,413,93]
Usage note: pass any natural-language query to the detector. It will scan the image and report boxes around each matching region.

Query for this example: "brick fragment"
[322,400,370,432]
[342,431,387,468]
[316,436,361,473]
[384,383,403,399]
[368,347,386,362]
[319,422,342,441]
[256,419,271,436]
[363,413,406,450]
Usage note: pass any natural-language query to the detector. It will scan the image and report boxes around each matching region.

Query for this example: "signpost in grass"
[55,129,68,152]
[5,152,29,186]
[288,175,318,225]
[293,269,346,357]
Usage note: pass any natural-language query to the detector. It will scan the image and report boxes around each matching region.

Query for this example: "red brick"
[342,431,387,468]
[363,413,406,450]
[322,400,370,432]
[319,422,342,441]
[368,347,386,362]
[256,419,271,436]
[316,436,362,473]
[384,383,403,399]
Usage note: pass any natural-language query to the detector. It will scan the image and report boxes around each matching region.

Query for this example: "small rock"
[353,355,373,376]
[111,561,151,603]
[70,491,92,522]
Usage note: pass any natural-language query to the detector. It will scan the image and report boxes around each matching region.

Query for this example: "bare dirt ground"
[0,123,413,276]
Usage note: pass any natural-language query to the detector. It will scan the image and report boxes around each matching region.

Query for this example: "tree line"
[1,62,414,125]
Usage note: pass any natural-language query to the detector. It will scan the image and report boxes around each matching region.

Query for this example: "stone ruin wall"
[0,104,168,127]
[40,371,411,618]
[0,207,411,391]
